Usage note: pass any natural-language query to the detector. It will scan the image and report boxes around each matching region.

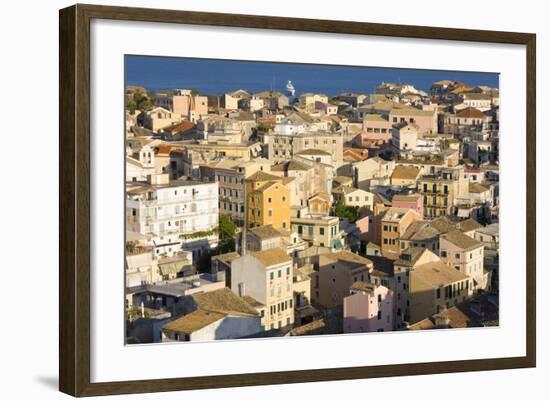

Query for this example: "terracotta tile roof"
[155,145,174,156]
[363,113,388,122]
[401,217,453,241]
[412,260,469,288]
[295,148,332,156]
[462,93,492,100]
[409,293,499,330]
[469,182,490,193]
[457,218,483,232]
[408,317,436,330]
[245,171,282,182]
[163,120,195,133]
[320,251,373,269]
[455,107,486,119]
[441,229,483,250]
[391,165,421,181]
[289,319,326,336]
[309,191,331,202]
[162,309,226,334]
[395,247,429,267]
[241,296,265,308]
[392,193,421,203]
[192,288,259,316]
[251,248,292,267]
[343,148,369,162]
[271,160,311,172]
[211,251,240,265]
[333,176,353,185]
[249,224,281,240]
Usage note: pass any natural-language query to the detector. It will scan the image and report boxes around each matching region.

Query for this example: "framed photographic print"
[59,3,536,397]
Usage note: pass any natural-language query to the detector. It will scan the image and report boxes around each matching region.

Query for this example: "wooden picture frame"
[59,3,536,397]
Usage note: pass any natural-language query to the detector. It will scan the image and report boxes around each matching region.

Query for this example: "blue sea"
[125,55,499,96]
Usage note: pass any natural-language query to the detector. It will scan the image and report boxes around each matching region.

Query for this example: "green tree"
[196,215,238,273]
[218,214,237,243]
[133,92,153,111]
[334,204,359,223]
[126,98,137,113]
[196,238,236,273]
[256,124,274,132]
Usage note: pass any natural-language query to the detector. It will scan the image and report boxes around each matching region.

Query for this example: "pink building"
[343,282,394,333]
[389,108,437,135]
[362,114,392,144]
[392,194,424,217]
[355,214,374,244]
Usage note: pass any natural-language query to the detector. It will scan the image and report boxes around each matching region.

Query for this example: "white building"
[126,174,219,261]
[231,248,295,330]
[392,122,419,155]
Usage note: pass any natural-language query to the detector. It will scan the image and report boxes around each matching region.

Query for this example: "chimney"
[238,282,246,297]
[434,313,450,329]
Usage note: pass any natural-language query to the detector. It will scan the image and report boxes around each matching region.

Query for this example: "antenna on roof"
[241,179,247,256]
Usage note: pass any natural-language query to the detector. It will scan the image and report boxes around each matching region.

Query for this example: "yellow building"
[417,166,468,218]
[246,171,291,230]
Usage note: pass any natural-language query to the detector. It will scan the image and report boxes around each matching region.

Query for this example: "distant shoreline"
[125,55,499,97]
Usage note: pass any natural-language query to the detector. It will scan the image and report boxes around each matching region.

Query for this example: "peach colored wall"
[361,119,392,143]
[389,110,437,134]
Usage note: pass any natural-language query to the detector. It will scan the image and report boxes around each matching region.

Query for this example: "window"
[455,253,460,259]
[278,270,282,278]
[268,209,272,217]
[270,272,274,280]
[377,311,382,320]
[436,288,441,298]
[320,227,325,235]
[268,197,272,203]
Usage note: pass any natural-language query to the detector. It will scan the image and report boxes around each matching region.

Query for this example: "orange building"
[246,171,291,230]
[380,207,421,258]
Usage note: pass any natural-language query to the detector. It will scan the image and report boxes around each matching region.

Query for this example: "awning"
[457,209,470,218]
[158,262,192,276]
[331,239,343,249]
